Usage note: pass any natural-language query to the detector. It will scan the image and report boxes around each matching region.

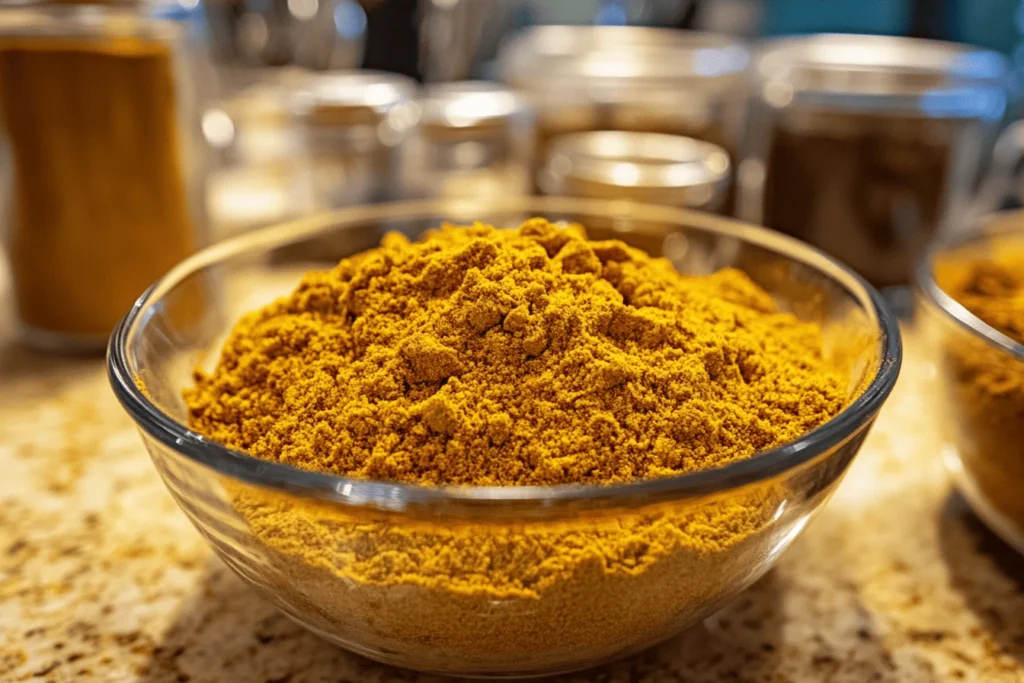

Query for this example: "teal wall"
[763,0,911,36]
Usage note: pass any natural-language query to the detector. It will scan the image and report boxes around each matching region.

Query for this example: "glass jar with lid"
[740,34,1009,288]
[0,0,208,351]
[497,26,748,206]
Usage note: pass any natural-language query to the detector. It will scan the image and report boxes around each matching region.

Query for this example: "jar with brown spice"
[740,34,1008,288]
[0,1,207,351]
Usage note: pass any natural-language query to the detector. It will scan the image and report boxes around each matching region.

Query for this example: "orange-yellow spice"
[935,245,1024,535]
[2,38,198,340]
[187,219,844,485]
[185,219,849,674]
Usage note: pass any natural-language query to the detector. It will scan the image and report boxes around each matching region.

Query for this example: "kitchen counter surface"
[1,285,1023,682]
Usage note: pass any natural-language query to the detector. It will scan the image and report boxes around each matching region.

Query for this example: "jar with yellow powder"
[109,198,901,676]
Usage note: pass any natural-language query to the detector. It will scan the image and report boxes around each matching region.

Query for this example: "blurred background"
[4,0,1024,348]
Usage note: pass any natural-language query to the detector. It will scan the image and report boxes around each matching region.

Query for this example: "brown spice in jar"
[186,219,847,672]
[2,38,198,341]
[762,112,955,287]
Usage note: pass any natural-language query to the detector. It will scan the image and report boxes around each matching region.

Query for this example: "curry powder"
[935,246,1024,537]
[187,219,844,485]
[185,219,848,673]
[2,37,198,341]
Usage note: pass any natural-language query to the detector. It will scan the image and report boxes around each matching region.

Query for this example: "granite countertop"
[1,291,1023,682]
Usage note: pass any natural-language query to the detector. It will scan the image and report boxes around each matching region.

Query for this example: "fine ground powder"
[186,219,848,674]
[187,219,844,485]
[936,247,1024,537]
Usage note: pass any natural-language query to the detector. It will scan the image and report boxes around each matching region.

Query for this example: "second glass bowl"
[109,197,901,677]
[916,214,1024,554]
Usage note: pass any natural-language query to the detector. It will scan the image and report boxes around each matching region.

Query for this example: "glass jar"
[204,71,312,240]
[404,81,533,201]
[497,26,748,207]
[538,131,731,213]
[265,70,417,264]
[0,1,208,351]
[293,70,418,210]
[739,34,1008,288]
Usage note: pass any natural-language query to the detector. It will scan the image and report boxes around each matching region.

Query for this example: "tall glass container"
[0,1,207,351]
[740,35,1008,288]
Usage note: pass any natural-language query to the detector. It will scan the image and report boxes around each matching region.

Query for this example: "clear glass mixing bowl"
[108,197,901,677]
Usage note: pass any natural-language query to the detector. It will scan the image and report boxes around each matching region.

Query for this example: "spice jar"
[538,131,730,212]
[497,26,748,205]
[292,70,418,211]
[740,34,1008,288]
[403,81,533,202]
[0,1,207,351]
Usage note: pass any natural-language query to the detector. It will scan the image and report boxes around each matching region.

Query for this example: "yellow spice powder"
[935,245,1024,535]
[186,219,847,673]
[187,219,845,485]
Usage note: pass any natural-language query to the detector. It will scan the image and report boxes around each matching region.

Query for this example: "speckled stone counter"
[1,280,1023,682]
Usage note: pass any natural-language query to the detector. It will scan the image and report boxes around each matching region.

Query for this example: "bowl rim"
[915,215,1024,361]
[108,197,902,509]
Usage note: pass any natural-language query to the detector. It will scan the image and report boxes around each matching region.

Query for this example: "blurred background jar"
[538,131,731,212]
[267,70,417,263]
[404,81,533,201]
[203,69,312,239]
[0,0,208,351]
[739,34,1009,289]
[537,130,730,252]
[293,70,417,209]
[496,25,748,206]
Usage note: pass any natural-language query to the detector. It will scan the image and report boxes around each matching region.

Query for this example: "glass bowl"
[108,197,901,677]
[916,213,1024,554]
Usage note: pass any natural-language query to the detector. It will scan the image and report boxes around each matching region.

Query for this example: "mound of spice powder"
[936,246,1024,539]
[187,219,844,485]
[185,218,849,674]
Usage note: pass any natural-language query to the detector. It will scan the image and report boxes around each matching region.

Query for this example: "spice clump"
[186,219,845,486]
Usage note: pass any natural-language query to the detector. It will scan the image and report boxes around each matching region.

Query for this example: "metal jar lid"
[756,34,1008,119]
[498,25,749,98]
[417,81,532,142]
[292,70,418,128]
[538,131,731,210]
